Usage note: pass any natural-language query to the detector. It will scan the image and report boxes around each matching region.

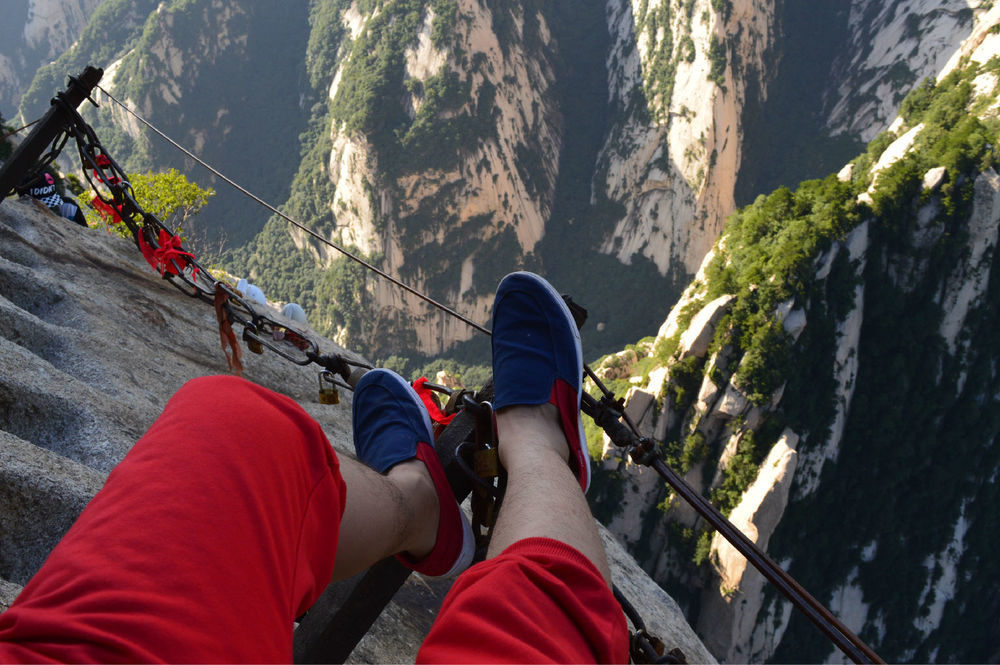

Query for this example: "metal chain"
[52,99,371,387]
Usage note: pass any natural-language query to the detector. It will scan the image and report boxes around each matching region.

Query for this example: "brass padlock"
[243,328,264,354]
[319,387,340,405]
[318,371,340,404]
[473,447,499,478]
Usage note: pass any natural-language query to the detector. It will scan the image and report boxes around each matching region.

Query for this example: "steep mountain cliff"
[596,0,774,279]
[737,0,997,209]
[20,0,989,365]
[16,0,766,360]
[281,0,564,356]
[588,15,1000,662]
[0,0,103,118]
[233,0,778,360]
[824,0,985,142]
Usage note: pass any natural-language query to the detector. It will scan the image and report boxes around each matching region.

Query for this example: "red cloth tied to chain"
[88,194,123,225]
[213,289,244,376]
[88,155,127,225]
[93,154,120,181]
[412,377,457,439]
[138,228,197,278]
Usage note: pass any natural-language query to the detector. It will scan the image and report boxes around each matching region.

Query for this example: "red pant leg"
[417,537,629,664]
[0,376,345,663]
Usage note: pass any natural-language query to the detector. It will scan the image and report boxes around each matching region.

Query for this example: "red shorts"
[0,376,626,663]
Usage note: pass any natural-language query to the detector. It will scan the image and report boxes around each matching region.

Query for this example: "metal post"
[0,66,103,202]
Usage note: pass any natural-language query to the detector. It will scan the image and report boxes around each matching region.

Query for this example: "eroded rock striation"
[598,0,775,278]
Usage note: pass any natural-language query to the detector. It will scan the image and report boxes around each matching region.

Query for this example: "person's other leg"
[418,273,627,664]
[488,403,611,582]
[346,368,474,579]
[0,375,443,663]
[334,454,443,580]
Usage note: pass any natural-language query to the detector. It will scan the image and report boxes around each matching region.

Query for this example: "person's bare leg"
[331,456,439,580]
[488,403,612,586]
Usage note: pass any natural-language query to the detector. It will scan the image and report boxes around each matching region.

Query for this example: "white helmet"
[242,283,266,306]
[282,302,308,324]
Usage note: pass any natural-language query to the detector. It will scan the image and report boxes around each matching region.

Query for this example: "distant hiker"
[0,272,627,663]
[15,171,87,227]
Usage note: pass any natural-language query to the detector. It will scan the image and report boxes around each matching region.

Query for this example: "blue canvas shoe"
[491,272,591,493]
[352,369,474,577]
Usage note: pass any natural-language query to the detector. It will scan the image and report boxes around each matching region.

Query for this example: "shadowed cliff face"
[587,15,1000,662]
[824,0,985,142]
[596,0,775,278]
[0,196,715,663]
[0,0,104,118]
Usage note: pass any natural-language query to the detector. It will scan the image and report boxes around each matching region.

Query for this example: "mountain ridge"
[586,19,1000,660]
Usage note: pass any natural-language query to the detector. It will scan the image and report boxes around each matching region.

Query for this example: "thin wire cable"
[96,84,491,337]
[0,117,42,142]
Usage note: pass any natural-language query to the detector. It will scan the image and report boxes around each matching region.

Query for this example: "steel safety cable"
[0,117,42,142]
[95,84,491,337]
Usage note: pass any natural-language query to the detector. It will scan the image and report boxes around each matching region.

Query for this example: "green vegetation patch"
[703,175,860,404]
[331,0,476,176]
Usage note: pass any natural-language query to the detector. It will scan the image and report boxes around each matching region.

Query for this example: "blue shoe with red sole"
[491,272,591,493]
[352,368,475,577]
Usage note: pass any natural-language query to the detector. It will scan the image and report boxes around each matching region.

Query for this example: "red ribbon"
[92,155,123,187]
[214,289,244,376]
[413,377,457,439]
[88,194,123,225]
[138,228,197,278]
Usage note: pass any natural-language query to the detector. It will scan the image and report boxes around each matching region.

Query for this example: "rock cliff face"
[16,0,781,360]
[597,0,775,277]
[0,0,103,118]
[588,15,1000,662]
[21,0,993,364]
[0,196,714,663]
[824,0,994,142]
[310,0,562,355]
